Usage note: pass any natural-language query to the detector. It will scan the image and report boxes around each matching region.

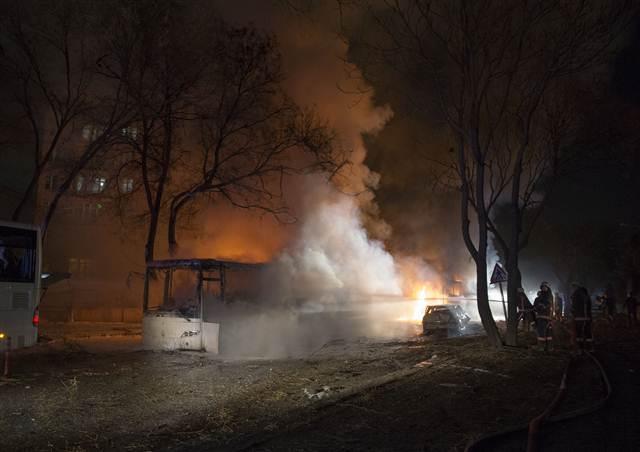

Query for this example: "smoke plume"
[188,1,441,356]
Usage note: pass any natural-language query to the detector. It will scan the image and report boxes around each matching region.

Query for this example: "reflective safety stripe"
[537,337,547,341]
[546,337,553,340]
[537,315,552,320]
[574,317,590,321]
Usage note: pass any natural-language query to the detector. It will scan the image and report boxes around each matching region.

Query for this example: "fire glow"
[394,282,446,323]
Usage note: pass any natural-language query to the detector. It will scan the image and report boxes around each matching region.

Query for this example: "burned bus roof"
[146,258,266,271]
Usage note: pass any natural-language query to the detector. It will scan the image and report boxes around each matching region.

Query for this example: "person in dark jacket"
[601,294,614,321]
[534,288,553,351]
[571,283,593,352]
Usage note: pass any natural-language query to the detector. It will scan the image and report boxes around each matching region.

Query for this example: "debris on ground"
[303,386,332,400]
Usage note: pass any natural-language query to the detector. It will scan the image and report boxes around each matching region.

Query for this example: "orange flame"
[412,286,428,321]
[393,282,446,323]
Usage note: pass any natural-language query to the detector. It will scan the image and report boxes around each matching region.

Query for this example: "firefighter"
[571,283,593,352]
[533,289,553,351]
[516,288,534,331]
[540,281,554,312]
[625,292,638,327]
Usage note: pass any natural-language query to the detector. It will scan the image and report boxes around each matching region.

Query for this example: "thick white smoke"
[201,2,439,356]
[275,186,402,304]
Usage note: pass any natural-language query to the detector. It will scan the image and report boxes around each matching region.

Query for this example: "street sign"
[490,263,508,284]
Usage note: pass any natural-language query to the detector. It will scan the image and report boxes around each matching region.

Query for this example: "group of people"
[515,281,638,352]
[596,291,638,325]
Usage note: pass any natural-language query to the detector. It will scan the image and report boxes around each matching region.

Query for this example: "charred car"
[422,304,471,336]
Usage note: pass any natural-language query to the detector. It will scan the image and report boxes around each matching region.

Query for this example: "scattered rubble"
[303,386,332,400]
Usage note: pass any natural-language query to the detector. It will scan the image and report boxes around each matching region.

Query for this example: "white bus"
[0,221,41,349]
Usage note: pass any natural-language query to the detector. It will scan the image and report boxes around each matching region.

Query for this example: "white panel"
[143,312,202,351]
[142,312,220,354]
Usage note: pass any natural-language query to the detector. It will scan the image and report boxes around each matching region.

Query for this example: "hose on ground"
[464,350,611,452]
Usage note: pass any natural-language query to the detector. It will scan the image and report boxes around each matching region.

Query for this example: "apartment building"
[36,123,147,321]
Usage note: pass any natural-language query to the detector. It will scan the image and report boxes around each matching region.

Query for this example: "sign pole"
[490,263,508,322]
[499,282,507,321]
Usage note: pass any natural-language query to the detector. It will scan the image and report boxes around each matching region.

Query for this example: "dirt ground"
[0,319,578,452]
[0,320,566,451]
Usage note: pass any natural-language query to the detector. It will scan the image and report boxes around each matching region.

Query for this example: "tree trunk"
[505,142,525,346]
[168,204,179,257]
[505,255,520,346]
[142,210,158,312]
[143,107,173,309]
[477,223,503,348]
[458,130,502,348]
[167,193,191,257]
[473,131,502,348]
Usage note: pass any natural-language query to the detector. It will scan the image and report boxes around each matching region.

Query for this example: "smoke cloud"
[179,1,443,357]
[272,180,402,303]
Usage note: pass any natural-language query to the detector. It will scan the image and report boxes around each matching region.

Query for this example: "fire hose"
[464,350,611,452]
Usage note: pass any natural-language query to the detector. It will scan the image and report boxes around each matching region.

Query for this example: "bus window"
[0,226,37,283]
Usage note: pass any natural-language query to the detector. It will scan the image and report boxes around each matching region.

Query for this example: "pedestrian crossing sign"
[490,263,508,284]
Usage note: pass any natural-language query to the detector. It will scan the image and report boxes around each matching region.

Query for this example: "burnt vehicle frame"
[422,304,471,337]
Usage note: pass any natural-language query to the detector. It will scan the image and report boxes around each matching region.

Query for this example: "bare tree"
[166,27,338,255]
[94,0,218,308]
[0,0,139,239]
[344,0,632,346]
[0,0,96,222]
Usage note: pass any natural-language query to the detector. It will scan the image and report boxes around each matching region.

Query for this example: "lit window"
[91,177,106,193]
[75,175,84,193]
[82,125,93,140]
[120,178,134,193]
[68,258,90,276]
[82,125,103,141]
[121,126,138,140]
